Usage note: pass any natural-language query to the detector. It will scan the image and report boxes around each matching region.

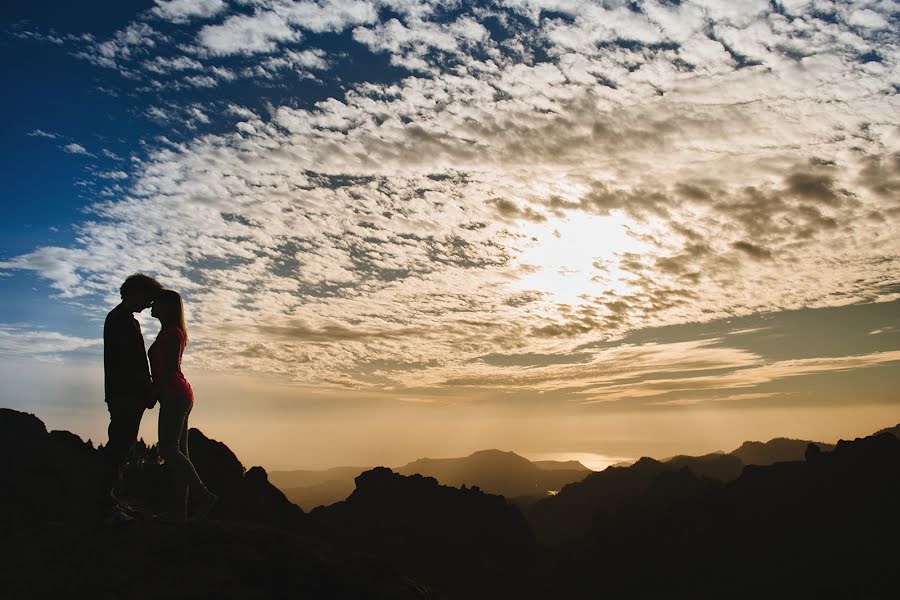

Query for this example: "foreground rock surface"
[0,408,426,599]
[4,407,900,599]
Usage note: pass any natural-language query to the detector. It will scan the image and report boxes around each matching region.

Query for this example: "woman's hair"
[120,273,164,300]
[155,289,188,341]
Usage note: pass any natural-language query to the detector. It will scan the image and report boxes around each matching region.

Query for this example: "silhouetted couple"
[101,273,217,525]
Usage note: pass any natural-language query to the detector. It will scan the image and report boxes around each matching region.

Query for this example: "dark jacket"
[103,303,152,402]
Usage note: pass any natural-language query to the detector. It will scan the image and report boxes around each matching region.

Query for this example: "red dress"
[148,326,194,403]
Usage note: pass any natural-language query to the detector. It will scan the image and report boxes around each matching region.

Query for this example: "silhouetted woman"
[149,290,217,521]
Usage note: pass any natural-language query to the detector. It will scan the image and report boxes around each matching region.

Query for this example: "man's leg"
[101,397,145,510]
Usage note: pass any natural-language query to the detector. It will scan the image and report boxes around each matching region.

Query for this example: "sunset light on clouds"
[1,0,898,469]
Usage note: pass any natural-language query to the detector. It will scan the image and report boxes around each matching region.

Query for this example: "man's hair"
[120,273,164,300]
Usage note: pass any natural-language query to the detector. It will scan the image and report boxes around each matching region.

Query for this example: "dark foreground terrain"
[2,407,899,599]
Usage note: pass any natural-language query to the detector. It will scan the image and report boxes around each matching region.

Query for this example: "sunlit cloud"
[580,351,900,404]
[0,325,100,355]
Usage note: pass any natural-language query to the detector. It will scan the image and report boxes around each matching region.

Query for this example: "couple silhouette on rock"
[101,273,217,525]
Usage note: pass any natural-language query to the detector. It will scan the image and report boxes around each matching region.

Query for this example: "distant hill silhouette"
[397,449,589,498]
[730,436,835,465]
[533,459,590,471]
[665,451,744,481]
[272,450,590,510]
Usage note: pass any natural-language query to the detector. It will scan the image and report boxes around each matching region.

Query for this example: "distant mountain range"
[271,434,842,511]
[4,406,898,599]
[271,449,590,510]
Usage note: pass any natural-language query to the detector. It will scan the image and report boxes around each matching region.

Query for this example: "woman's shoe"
[190,491,218,521]
[109,489,139,516]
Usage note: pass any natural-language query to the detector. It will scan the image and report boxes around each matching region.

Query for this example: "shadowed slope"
[311,466,544,599]
[541,432,900,599]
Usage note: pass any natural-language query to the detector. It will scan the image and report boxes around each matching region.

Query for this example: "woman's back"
[149,325,192,401]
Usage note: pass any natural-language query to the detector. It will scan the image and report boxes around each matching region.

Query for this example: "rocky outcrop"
[0,408,427,599]
[312,467,543,599]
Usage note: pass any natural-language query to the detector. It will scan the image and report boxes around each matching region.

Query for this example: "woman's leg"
[158,398,208,516]
[175,403,191,514]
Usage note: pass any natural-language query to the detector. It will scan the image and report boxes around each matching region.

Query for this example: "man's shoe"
[103,506,135,527]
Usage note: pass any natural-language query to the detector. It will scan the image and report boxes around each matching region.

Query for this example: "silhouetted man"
[101,273,164,524]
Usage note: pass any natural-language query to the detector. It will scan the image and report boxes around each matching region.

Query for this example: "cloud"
[259,320,423,343]
[352,14,489,71]
[731,241,772,261]
[0,246,93,297]
[151,0,227,23]
[142,55,204,74]
[4,0,900,395]
[0,325,100,355]
[580,351,900,404]
[486,197,547,223]
[74,22,164,71]
[365,338,762,393]
[647,392,782,407]
[184,74,219,87]
[275,0,378,33]
[63,143,93,156]
[785,171,841,205]
[198,11,302,55]
[28,129,60,139]
[98,171,129,180]
[102,149,124,160]
[848,9,891,31]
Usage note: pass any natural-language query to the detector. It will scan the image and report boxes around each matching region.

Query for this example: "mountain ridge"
[272,448,591,510]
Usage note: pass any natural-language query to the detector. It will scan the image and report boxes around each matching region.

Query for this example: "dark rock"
[0,408,428,599]
[188,427,246,497]
[312,467,542,599]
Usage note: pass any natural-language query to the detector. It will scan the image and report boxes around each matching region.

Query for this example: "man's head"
[120,273,164,312]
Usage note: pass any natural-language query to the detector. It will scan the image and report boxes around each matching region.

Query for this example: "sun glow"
[513,212,647,306]
[527,452,634,472]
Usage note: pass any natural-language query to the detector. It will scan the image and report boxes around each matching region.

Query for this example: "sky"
[1,0,898,471]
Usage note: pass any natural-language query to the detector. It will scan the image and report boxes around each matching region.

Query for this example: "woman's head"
[151,289,188,340]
